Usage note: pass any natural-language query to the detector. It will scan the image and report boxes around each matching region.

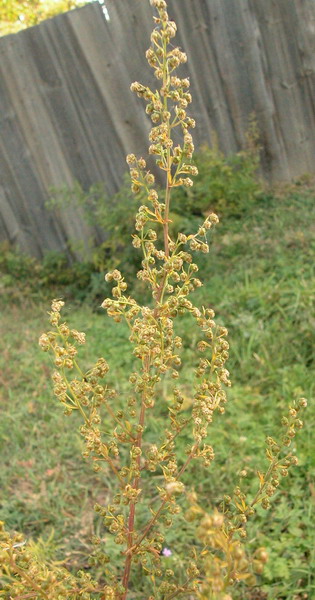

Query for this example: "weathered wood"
[0,1,314,258]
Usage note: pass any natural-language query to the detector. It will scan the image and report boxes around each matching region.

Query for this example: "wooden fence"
[0,0,314,258]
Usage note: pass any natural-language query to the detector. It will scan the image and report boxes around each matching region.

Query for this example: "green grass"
[0,187,314,598]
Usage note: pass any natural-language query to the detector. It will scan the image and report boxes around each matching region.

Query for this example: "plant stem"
[164,177,171,258]
[121,359,149,599]
[250,457,278,508]
[121,22,176,597]
[165,577,196,600]
[105,456,125,486]
[126,445,198,557]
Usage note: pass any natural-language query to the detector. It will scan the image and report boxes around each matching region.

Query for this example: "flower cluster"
[0,521,97,599]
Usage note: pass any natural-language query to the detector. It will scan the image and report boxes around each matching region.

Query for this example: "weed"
[0,2,312,600]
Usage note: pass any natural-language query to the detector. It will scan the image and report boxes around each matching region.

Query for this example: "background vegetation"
[0,0,89,35]
[0,144,314,598]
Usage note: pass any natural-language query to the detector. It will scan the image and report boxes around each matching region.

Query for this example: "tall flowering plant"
[0,2,306,599]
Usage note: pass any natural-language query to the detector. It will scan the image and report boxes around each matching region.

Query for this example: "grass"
[0,185,314,599]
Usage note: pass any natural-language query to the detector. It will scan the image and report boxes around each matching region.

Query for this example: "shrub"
[0,245,95,304]
[170,122,262,221]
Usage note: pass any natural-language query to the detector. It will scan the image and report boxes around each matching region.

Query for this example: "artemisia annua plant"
[0,2,306,599]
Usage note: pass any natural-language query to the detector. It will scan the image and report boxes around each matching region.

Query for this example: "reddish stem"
[125,445,198,557]
[121,44,172,594]
[121,381,147,599]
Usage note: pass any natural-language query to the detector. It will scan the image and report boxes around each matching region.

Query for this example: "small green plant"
[0,242,38,286]
[171,122,262,220]
[0,2,307,599]
[49,177,143,287]
[0,244,95,304]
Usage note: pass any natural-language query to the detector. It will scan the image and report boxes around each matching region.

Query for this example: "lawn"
[0,185,314,599]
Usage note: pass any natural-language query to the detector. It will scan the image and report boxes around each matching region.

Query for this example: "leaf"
[257,470,265,485]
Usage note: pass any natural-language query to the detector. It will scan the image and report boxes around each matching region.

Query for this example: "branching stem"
[126,444,198,557]
[121,358,149,599]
